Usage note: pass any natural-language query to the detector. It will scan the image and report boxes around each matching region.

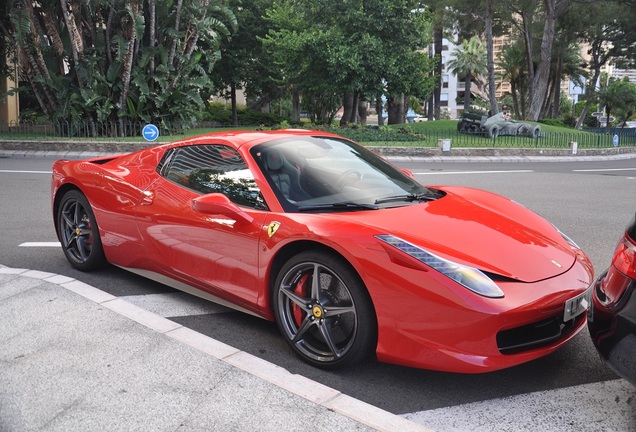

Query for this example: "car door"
[135,144,269,309]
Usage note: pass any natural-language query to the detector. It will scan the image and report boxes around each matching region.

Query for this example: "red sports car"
[51,129,594,373]
[588,213,636,385]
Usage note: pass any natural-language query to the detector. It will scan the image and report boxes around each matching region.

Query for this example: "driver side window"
[160,144,267,210]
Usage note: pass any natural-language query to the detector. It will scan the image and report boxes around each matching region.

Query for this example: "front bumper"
[361,252,594,373]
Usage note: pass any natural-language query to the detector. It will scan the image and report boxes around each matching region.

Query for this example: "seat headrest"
[265,150,284,171]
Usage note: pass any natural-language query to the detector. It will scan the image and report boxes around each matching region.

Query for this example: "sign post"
[142,124,159,142]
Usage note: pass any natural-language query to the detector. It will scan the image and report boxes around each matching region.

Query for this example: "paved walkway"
[0,266,430,432]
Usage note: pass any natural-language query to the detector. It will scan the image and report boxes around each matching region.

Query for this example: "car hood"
[338,186,576,283]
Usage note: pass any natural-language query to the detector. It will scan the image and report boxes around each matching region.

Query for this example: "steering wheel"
[336,169,363,190]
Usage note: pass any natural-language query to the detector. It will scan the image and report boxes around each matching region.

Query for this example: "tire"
[273,250,377,369]
[531,125,541,138]
[56,190,106,271]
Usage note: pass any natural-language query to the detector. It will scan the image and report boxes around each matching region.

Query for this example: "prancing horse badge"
[267,221,281,238]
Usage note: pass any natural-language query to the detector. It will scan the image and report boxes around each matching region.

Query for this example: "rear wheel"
[56,190,106,271]
[487,125,500,139]
[273,251,377,369]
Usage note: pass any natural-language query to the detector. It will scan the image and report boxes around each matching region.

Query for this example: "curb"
[2,139,636,162]
[0,265,433,432]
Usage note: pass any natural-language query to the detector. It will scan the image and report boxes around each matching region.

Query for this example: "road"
[1,154,635,430]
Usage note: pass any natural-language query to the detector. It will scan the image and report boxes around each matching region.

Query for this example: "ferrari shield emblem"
[267,221,281,238]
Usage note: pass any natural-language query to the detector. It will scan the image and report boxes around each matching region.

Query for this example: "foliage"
[446,36,488,112]
[201,102,288,126]
[598,76,636,133]
[261,0,436,124]
[3,0,236,136]
[538,118,568,128]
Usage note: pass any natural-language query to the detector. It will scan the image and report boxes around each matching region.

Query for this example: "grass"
[2,119,633,149]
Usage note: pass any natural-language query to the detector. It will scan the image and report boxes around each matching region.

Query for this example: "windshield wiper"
[297,202,379,212]
[374,193,438,205]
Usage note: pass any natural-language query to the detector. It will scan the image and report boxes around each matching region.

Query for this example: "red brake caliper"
[293,273,310,326]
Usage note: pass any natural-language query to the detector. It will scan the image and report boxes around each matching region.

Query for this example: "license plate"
[564,288,592,322]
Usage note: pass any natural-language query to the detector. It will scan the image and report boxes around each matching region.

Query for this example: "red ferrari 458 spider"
[51,129,594,373]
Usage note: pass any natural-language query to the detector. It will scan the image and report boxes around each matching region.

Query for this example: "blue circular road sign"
[142,124,159,142]
[613,134,619,147]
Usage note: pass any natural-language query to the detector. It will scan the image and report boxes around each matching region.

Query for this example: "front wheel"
[56,189,106,271]
[273,251,377,369]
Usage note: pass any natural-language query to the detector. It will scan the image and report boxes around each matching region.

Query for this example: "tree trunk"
[485,0,498,114]
[520,11,535,112]
[231,83,238,126]
[551,53,563,118]
[60,0,85,69]
[41,9,66,75]
[291,87,300,122]
[248,93,274,111]
[375,97,384,126]
[527,0,572,120]
[511,81,521,119]
[168,0,184,66]
[463,75,471,112]
[386,94,405,125]
[118,0,140,134]
[348,92,359,124]
[357,98,368,126]
[341,92,354,126]
[433,25,443,120]
[149,0,156,74]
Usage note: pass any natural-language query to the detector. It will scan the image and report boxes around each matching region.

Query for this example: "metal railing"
[1,120,635,149]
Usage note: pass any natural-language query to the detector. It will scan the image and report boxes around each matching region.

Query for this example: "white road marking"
[402,379,636,432]
[0,170,52,174]
[19,242,60,247]
[414,170,534,175]
[573,167,636,172]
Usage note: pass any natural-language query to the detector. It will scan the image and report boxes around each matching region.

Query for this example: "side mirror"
[192,193,254,224]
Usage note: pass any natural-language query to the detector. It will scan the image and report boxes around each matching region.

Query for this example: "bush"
[201,103,289,126]
[538,118,569,128]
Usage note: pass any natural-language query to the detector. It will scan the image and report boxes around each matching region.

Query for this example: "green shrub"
[201,103,289,126]
[538,118,569,128]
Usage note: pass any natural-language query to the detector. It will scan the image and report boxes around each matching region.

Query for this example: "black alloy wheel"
[273,251,377,369]
[57,190,106,271]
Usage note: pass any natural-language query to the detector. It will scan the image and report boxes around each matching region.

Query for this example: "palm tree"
[447,36,488,114]
[497,42,527,119]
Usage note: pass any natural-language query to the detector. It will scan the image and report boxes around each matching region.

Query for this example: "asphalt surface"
[1,143,636,431]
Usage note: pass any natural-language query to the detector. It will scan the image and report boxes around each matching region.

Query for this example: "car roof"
[161,129,342,152]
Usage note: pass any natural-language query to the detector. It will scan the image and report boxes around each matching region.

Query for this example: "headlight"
[376,234,504,298]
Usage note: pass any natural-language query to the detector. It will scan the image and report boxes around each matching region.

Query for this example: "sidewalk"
[0,266,431,432]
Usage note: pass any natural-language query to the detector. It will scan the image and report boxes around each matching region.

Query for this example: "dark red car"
[51,129,594,372]
[588,213,636,385]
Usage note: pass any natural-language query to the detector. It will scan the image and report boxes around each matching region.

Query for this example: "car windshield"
[251,136,443,212]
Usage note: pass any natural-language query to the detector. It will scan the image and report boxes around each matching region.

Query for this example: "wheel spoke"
[76,236,89,261]
[63,234,75,249]
[318,321,343,358]
[280,285,311,312]
[292,316,316,343]
[323,304,355,318]
[74,202,82,226]
[62,211,75,229]
[310,263,322,301]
